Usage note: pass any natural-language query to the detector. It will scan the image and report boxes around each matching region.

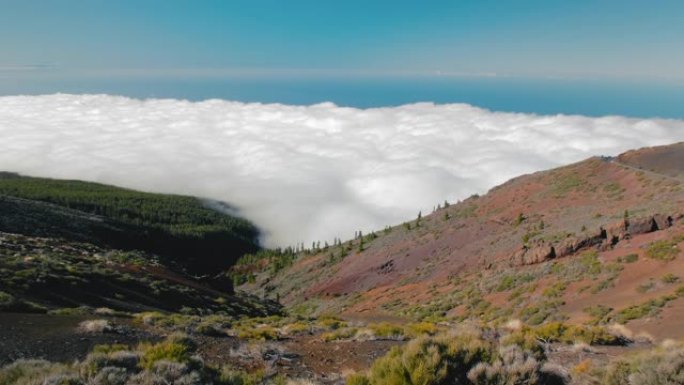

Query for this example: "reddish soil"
[283,336,400,377]
[617,142,684,178]
[243,143,684,340]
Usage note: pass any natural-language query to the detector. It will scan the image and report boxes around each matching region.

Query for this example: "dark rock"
[510,244,555,266]
[628,216,658,235]
[653,214,673,230]
[605,220,628,245]
[523,245,556,265]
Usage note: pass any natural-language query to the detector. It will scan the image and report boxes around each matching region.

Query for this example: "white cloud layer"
[0,94,683,247]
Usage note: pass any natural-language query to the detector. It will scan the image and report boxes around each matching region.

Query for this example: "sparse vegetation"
[613,295,676,324]
[351,327,569,385]
[646,239,680,261]
[583,305,612,324]
[602,341,684,385]
[662,273,680,284]
[0,334,212,385]
[617,253,639,263]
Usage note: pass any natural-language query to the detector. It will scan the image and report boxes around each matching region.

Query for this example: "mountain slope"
[239,142,684,339]
[0,173,280,316]
[0,172,259,276]
[0,231,278,315]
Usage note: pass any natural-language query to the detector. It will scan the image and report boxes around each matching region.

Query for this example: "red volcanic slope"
[243,143,684,337]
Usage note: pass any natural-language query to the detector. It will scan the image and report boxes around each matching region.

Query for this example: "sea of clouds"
[1,94,683,247]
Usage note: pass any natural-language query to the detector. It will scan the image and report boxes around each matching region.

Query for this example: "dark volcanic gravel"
[0,312,159,366]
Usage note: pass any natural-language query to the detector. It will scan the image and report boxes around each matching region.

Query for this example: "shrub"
[366,333,492,385]
[662,273,680,284]
[614,296,675,324]
[91,366,129,385]
[139,340,193,370]
[467,344,568,385]
[195,321,227,336]
[603,342,684,385]
[282,321,311,336]
[617,254,638,263]
[150,361,197,384]
[80,351,140,378]
[317,317,347,330]
[346,373,371,385]
[0,291,14,307]
[0,359,70,385]
[322,327,358,342]
[78,319,113,334]
[583,305,612,324]
[92,344,130,354]
[236,326,279,341]
[405,322,438,337]
[1,334,217,385]
[219,368,264,385]
[542,282,567,298]
[41,374,82,385]
[636,280,656,293]
[508,322,623,347]
[368,322,405,340]
[646,240,680,261]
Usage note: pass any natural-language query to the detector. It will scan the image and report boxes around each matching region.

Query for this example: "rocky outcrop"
[627,217,657,235]
[376,259,395,274]
[556,227,606,259]
[510,243,556,266]
[605,220,628,245]
[509,213,674,266]
[653,214,673,231]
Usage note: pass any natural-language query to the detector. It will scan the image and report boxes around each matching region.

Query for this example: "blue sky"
[2,0,683,81]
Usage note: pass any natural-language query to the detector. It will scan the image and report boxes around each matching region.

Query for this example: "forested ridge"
[0,172,260,277]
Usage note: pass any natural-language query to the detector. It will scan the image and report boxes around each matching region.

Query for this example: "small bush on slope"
[603,341,684,385]
[467,345,567,385]
[646,239,680,262]
[0,360,71,385]
[350,330,568,385]
[0,334,211,385]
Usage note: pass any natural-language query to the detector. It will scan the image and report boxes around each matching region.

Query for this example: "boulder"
[628,216,657,235]
[509,247,527,266]
[556,238,580,258]
[509,243,556,266]
[653,214,673,230]
[605,220,628,245]
[523,245,556,265]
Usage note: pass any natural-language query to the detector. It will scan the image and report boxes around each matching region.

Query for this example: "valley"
[1,143,683,385]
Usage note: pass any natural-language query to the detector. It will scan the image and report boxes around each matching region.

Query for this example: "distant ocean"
[2,75,683,119]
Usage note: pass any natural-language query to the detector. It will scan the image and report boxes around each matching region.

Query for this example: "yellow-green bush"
[322,327,358,342]
[368,322,405,339]
[317,316,347,330]
[139,342,191,370]
[282,321,311,336]
[646,239,680,261]
[362,333,493,385]
[219,368,265,385]
[526,322,622,345]
[91,343,130,354]
[347,373,371,385]
[236,326,279,341]
[405,322,438,337]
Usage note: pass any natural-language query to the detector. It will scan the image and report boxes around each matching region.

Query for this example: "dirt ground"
[0,312,400,383]
[0,312,159,366]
